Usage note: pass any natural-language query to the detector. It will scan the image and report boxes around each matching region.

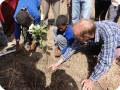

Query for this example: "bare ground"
[0,1,120,90]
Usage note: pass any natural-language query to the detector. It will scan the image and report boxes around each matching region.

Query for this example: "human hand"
[29,40,36,52]
[48,63,59,71]
[81,79,94,90]
[48,59,64,71]
[29,43,36,52]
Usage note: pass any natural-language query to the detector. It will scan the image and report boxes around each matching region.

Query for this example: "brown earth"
[0,0,120,90]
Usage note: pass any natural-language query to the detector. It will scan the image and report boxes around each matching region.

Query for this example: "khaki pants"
[42,0,60,25]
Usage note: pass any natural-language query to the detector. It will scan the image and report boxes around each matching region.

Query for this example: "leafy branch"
[28,21,48,47]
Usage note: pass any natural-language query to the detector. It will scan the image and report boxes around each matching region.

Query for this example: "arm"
[49,40,81,70]
[89,36,116,81]
[81,32,116,90]
[61,38,74,54]
[37,0,40,10]
[33,0,41,25]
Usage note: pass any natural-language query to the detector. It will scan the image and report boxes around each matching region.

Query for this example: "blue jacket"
[14,0,40,40]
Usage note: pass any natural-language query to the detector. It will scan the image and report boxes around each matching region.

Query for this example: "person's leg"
[100,1,111,20]
[108,4,120,23]
[81,0,92,19]
[53,26,58,44]
[56,35,67,51]
[0,21,8,46]
[72,0,80,24]
[95,0,101,21]
[42,0,50,25]
[68,1,72,24]
[52,0,60,24]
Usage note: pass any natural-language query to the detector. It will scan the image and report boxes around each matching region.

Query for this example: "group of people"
[0,0,120,90]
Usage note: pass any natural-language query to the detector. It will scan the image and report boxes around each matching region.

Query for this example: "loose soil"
[0,1,120,90]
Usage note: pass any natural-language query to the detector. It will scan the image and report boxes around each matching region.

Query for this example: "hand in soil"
[81,79,94,90]
[48,63,58,71]
[29,43,36,52]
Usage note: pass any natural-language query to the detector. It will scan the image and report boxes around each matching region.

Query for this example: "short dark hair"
[56,15,68,26]
[16,10,33,27]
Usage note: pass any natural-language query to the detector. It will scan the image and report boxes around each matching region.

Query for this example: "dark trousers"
[95,0,111,21]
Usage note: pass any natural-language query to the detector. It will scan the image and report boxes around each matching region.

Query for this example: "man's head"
[16,9,33,27]
[73,19,96,43]
[56,15,68,32]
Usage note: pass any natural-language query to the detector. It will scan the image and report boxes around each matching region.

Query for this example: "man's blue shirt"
[14,0,40,40]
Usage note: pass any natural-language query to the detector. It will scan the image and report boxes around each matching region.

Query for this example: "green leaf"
[35,39,39,43]
[32,34,36,37]
[34,25,40,30]
[28,29,35,33]
[42,40,46,47]
[39,39,42,44]
[41,29,48,34]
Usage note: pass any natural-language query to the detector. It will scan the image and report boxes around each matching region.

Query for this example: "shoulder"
[65,24,74,38]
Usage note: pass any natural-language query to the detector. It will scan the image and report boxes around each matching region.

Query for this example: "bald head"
[73,19,96,42]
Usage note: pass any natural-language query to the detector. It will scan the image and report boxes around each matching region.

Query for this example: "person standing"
[95,0,111,21]
[107,0,120,22]
[42,0,60,26]
[49,19,120,90]
[70,0,92,25]
[14,0,41,51]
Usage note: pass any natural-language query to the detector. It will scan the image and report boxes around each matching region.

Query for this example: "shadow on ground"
[0,47,78,90]
[76,43,101,76]
[46,69,78,90]
[0,48,46,90]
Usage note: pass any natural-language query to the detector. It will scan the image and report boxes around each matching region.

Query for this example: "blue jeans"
[72,0,92,24]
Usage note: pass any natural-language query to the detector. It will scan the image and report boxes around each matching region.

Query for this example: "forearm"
[61,45,68,54]
[61,46,76,61]
[89,58,113,81]
[61,40,81,61]
[55,58,65,67]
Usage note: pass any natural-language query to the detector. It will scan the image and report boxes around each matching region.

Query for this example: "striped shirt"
[61,21,120,81]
